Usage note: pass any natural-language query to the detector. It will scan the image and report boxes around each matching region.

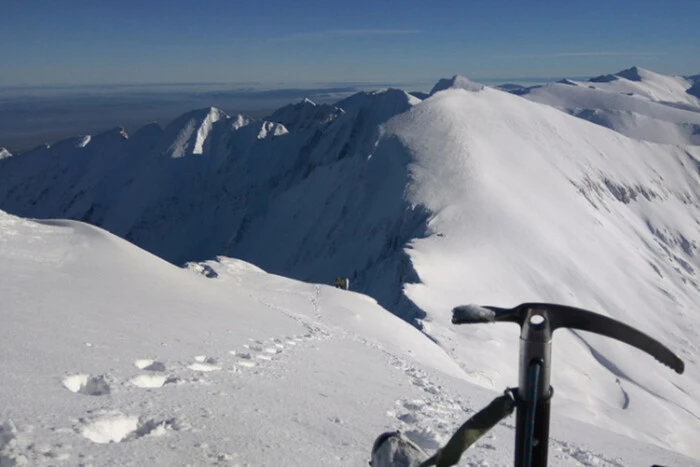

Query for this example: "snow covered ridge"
[2,72,700,459]
[509,66,700,145]
[1,212,698,466]
[0,147,11,159]
[266,98,345,132]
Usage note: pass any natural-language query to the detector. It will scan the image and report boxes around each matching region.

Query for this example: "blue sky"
[2,0,699,87]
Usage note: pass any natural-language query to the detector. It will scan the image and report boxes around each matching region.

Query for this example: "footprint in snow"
[244,343,264,352]
[133,359,166,372]
[0,421,71,464]
[62,374,111,396]
[188,356,221,372]
[231,351,257,368]
[231,335,290,368]
[130,374,178,389]
[76,411,188,444]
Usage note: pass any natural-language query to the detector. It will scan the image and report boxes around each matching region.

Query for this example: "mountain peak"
[165,107,229,158]
[616,66,644,81]
[336,88,421,115]
[588,74,618,83]
[430,75,485,95]
[231,114,254,131]
[0,148,12,160]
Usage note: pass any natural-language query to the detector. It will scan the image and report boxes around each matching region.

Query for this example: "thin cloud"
[497,51,665,59]
[275,29,421,41]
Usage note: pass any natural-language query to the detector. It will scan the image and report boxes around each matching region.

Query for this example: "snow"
[230,114,252,130]
[379,85,700,457]
[515,67,700,145]
[2,67,700,465]
[609,67,697,105]
[336,88,421,118]
[430,75,485,95]
[77,135,91,148]
[257,121,289,139]
[0,211,696,466]
[166,107,229,158]
[193,107,224,155]
[0,147,11,159]
[266,98,344,132]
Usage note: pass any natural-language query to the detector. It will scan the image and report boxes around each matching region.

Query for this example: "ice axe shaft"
[451,303,684,467]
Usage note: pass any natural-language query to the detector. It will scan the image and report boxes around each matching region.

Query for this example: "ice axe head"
[452,302,684,374]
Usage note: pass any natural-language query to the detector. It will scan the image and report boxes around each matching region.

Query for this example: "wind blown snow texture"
[1,67,700,462]
[0,212,696,466]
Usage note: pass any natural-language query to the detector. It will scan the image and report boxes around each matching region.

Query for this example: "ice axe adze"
[450,302,684,467]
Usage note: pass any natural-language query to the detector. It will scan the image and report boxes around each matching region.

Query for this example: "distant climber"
[334,276,350,290]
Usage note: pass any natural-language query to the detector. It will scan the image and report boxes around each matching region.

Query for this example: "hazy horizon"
[0,73,596,154]
[2,66,698,155]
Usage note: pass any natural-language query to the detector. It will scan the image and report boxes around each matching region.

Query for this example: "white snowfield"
[1,67,700,465]
[0,212,696,466]
[383,83,700,458]
[518,66,700,145]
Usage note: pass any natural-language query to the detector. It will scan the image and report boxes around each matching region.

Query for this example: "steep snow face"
[165,107,229,158]
[257,121,289,139]
[0,88,423,292]
[0,147,11,159]
[377,86,700,457]
[0,127,132,219]
[77,135,91,148]
[266,98,344,132]
[230,113,253,130]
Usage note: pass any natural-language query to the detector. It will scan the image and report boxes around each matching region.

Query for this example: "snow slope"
[1,211,696,466]
[0,88,427,315]
[2,71,700,460]
[590,66,699,106]
[380,83,700,456]
[517,67,700,145]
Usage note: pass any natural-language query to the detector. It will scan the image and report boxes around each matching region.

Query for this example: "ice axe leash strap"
[451,303,684,467]
[419,389,517,467]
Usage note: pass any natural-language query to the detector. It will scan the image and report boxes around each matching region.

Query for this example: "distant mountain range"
[2,67,700,456]
[498,66,700,145]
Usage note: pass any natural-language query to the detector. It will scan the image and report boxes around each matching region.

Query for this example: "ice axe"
[447,302,684,467]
